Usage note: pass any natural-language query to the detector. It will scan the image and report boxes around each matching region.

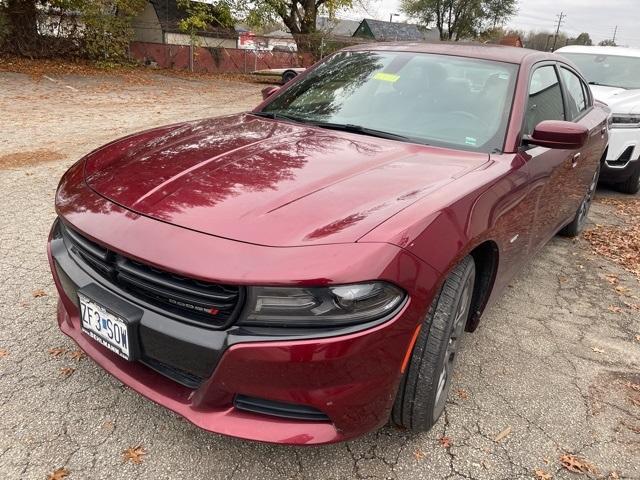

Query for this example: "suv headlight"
[241,282,406,327]
[611,114,640,128]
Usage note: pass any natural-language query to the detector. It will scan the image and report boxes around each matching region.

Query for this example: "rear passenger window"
[560,68,588,120]
[525,66,565,136]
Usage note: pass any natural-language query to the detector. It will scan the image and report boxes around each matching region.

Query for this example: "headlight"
[241,282,406,327]
[611,114,640,128]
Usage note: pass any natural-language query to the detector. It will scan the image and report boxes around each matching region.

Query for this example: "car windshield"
[560,52,640,90]
[261,51,518,152]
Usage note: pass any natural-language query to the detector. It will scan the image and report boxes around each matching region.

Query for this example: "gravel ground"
[0,70,639,480]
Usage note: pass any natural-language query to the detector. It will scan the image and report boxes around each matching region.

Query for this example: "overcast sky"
[342,0,640,48]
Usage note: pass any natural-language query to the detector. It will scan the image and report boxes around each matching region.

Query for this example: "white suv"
[557,45,640,194]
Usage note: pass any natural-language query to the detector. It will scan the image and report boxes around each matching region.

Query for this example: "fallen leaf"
[413,449,425,461]
[605,274,619,285]
[624,382,640,392]
[559,454,598,475]
[534,468,553,480]
[0,348,8,358]
[68,350,85,361]
[608,471,621,480]
[438,436,452,448]
[47,467,70,480]
[494,426,512,443]
[615,285,631,295]
[635,335,640,343]
[60,367,75,376]
[608,305,623,313]
[32,289,47,297]
[48,347,67,357]
[122,445,146,464]
[480,459,490,470]
[591,347,605,354]
[456,388,469,400]
[102,420,114,430]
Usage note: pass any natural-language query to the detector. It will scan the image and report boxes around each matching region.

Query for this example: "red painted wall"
[130,42,314,73]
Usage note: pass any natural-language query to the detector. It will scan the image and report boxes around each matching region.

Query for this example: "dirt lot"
[0,68,639,480]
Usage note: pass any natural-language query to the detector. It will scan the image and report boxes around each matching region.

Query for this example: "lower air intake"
[234,395,330,422]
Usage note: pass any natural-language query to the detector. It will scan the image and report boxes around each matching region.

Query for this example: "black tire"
[392,255,476,431]
[616,167,640,195]
[281,70,297,84]
[560,165,600,237]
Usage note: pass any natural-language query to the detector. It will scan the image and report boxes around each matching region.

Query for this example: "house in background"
[132,0,238,48]
[352,18,429,42]
[317,16,361,37]
[499,34,524,47]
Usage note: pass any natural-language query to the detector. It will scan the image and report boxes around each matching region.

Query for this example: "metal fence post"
[189,41,194,72]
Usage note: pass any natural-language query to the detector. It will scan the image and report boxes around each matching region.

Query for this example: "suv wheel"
[616,167,640,195]
[392,255,476,431]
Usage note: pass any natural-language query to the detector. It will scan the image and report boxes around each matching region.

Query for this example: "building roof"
[556,45,640,58]
[499,35,523,48]
[343,41,559,65]
[353,18,424,41]
[318,17,361,37]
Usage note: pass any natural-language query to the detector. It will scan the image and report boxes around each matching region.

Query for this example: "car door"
[521,63,578,251]
[557,65,608,208]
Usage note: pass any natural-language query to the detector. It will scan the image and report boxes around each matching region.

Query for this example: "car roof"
[343,41,558,65]
[556,45,640,58]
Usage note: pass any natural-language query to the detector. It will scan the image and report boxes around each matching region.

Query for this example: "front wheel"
[392,256,476,431]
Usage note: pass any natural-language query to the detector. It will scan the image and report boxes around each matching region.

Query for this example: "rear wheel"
[561,165,600,237]
[281,70,297,84]
[616,167,640,195]
[392,256,475,431]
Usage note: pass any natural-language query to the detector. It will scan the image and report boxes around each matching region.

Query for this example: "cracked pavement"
[0,70,639,480]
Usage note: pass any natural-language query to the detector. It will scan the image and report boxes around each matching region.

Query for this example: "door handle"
[572,152,581,168]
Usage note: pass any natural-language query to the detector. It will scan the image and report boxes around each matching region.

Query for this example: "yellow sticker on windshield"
[374,72,400,83]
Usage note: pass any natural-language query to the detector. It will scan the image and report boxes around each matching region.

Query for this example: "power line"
[551,12,566,51]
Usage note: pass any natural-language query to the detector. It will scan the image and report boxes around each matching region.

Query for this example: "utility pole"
[551,12,566,52]
[389,13,399,23]
[612,25,618,44]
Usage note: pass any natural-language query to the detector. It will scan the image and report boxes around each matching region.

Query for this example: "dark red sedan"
[48,43,609,444]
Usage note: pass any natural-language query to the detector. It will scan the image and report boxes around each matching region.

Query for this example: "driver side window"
[525,66,565,136]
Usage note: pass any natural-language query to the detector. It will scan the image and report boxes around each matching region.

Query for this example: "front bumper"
[47,167,438,443]
[599,127,640,183]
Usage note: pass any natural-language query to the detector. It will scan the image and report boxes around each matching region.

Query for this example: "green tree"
[81,0,147,62]
[234,0,353,53]
[0,0,146,59]
[573,32,592,46]
[400,0,517,41]
[599,38,616,47]
[176,0,234,42]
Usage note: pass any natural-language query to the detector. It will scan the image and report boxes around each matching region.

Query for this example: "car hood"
[84,114,488,247]
[590,85,640,114]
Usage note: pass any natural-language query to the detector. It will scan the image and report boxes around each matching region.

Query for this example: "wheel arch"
[465,240,499,332]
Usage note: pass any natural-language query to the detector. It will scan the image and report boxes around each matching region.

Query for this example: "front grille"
[61,223,244,328]
[234,395,330,422]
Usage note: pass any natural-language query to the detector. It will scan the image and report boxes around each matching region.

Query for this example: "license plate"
[79,293,131,360]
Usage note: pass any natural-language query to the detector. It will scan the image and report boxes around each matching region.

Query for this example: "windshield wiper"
[588,81,624,89]
[251,111,311,123]
[310,122,415,143]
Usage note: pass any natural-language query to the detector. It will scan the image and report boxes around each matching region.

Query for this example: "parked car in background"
[557,46,640,194]
[48,43,608,445]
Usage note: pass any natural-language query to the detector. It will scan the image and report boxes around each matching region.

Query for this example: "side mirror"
[261,86,280,100]
[527,120,588,150]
